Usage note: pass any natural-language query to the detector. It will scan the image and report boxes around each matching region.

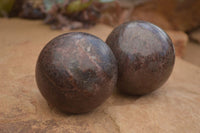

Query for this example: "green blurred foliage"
[0,0,15,16]
[66,0,93,14]
[43,0,65,11]
[0,0,115,17]
[65,0,115,14]
[99,0,114,3]
[43,0,115,13]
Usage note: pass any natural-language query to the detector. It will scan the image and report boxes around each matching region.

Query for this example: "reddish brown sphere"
[36,32,117,113]
[106,21,175,95]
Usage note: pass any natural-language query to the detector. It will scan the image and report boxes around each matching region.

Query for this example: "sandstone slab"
[132,0,200,31]
[166,30,188,57]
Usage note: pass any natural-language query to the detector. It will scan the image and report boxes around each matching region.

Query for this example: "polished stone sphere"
[36,32,117,113]
[106,21,175,95]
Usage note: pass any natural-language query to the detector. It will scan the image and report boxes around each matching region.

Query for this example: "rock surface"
[131,6,174,30]
[0,19,200,133]
[189,28,200,44]
[166,30,188,57]
[184,42,200,67]
[132,0,200,31]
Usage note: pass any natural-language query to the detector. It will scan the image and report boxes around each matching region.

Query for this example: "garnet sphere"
[36,32,117,113]
[106,21,175,95]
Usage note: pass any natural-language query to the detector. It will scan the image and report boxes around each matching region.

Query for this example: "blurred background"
[0,0,200,66]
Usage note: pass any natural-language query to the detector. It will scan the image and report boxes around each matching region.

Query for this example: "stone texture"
[106,21,175,95]
[132,0,200,31]
[0,18,200,132]
[166,30,189,57]
[131,7,174,30]
[36,32,117,113]
[106,58,200,133]
[184,42,200,67]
